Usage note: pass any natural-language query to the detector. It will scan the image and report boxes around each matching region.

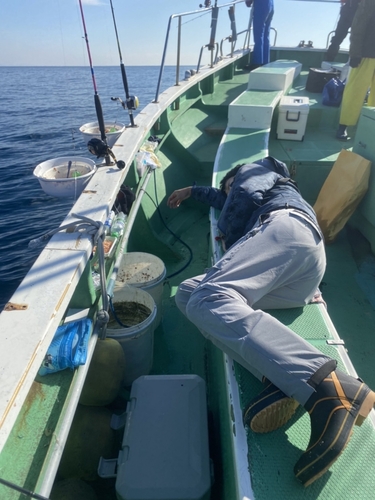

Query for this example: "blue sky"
[1,0,346,67]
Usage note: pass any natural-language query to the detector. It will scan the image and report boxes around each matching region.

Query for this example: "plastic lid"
[115,375,211,500]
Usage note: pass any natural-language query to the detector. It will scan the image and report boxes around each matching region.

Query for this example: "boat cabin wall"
[350,108,375,253]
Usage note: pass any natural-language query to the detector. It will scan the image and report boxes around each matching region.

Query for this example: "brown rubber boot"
[294,369,375,486]
[243,380,299,433]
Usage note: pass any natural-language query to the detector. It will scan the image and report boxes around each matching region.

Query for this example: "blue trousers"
[252,0,274,65]
[175,209,332,405]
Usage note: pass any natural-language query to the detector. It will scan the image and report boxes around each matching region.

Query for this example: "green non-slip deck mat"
[235,305,375,498]
[0,371,74,499]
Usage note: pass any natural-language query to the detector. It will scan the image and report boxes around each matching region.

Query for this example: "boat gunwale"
[0,48,250,478]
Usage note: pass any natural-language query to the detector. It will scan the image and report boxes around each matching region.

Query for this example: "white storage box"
[277,96,309,141]
[114,375,211,500]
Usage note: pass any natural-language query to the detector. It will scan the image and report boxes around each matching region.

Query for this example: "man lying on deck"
[167,156,375,487]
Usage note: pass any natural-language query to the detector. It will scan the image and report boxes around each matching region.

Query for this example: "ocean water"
[0,66,188,310]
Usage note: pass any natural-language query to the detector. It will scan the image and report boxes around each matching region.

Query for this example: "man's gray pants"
[175,209,332,405]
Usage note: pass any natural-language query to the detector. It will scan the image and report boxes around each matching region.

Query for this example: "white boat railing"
[154,0,251,102]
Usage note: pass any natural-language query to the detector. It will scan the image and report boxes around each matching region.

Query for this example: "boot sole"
[355,389,375,426]
[300,389,375,487]
[250,397,299,433]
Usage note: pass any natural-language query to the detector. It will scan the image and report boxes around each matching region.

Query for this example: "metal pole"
[176,15,182,86]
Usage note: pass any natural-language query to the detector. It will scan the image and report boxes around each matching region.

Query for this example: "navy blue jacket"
[191,157,319,249]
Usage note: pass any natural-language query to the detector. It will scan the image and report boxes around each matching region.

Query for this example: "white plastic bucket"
[79,121,125,148]
[106,286,156,386]
[33,156,96,198]
[114,252,166,328]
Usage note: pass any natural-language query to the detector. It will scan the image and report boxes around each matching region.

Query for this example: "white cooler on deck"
[112,374,211,500]
[277,96,309,141]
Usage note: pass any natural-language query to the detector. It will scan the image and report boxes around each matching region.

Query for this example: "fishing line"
[109,0,138,127]
[78,0,107,145]
[46,0,80,156]
[180,10,210,27]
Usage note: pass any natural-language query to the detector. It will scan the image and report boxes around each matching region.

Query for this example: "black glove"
[245,0,253,6]
[349,57,361,68]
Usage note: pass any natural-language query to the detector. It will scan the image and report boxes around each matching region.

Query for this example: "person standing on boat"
[337,0,375,140]
[325,0,361,62]
[167,156,375,487]
[245,0,274,68]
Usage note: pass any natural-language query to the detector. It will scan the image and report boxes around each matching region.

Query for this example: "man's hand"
[349,57,361,68]
[167,187,192,208]
[245,0,253,6]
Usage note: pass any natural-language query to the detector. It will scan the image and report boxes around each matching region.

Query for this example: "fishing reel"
[111,95,139,112]
[87,138,125,170]
[111,96,139,128]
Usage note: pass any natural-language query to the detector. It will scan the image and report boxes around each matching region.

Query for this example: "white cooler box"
[277,96,309,141]
[100,374,211,500]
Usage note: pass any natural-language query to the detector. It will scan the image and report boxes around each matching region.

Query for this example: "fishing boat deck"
[153,193,375,500]
[155,58,375,498]
[270,67,375,393]
[1,46,375,499]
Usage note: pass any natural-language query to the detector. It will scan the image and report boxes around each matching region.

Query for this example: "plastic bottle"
[110,212,127,237]
[104,210,115,235]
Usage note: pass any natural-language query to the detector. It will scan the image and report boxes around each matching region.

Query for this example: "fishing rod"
[78,0,125,169]
[109,0,138,127]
